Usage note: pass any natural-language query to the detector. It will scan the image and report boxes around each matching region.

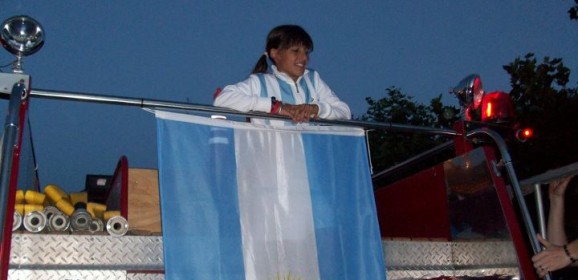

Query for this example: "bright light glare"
[516,127,534,142]
[485,102,493,119]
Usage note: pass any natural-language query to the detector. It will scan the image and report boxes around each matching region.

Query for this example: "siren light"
[481,91,514,123]
[515,127,534,142]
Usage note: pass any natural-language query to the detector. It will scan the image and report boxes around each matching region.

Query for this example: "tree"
[504,53,578,178]
[360,87,458,173]
[570,0,578,20]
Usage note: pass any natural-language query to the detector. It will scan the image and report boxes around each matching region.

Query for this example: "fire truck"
[1,15,576,280]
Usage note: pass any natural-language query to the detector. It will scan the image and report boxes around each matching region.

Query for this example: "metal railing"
[28,88,461,137]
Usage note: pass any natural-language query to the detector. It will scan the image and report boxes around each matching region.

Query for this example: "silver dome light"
[0,15,45,73]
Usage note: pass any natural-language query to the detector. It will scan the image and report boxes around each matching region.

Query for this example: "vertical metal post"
[0,78,28,280]
[534,184,547,238]
[0,82,25,231]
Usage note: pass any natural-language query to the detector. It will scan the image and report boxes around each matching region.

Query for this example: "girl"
[213,24,351,124]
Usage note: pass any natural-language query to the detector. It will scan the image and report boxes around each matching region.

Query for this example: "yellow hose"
[55,199,75,216]
[24,190,46,205]
[69,192,88,207]
[103,211,121,222]
[87,202,107,219]
[15,204,44,215]
[15,190,24,204]
[44,184,68,204]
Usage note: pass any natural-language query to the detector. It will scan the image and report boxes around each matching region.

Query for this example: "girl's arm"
[214,75,271,113]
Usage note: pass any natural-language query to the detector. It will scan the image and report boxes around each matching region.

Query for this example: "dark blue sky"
[1,1,577,192]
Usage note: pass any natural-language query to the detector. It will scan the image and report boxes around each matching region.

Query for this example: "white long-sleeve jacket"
[214,66,351,122]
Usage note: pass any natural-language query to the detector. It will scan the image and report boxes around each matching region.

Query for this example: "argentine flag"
[155,111,385,280]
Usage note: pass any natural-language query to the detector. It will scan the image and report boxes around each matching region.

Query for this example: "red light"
[481,91,514,123]
[516,127,534,142]
[485,102,493,120]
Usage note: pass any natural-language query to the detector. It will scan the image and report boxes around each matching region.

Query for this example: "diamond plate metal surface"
[8,269,127,280]
[8,270,166,280]
[387,268,519,280]
[127,273,165,280]
[451,240,519,266]
[10,233,163,270]
[383,240,520,279]
[9,233,521,279]
[384,240,453,267]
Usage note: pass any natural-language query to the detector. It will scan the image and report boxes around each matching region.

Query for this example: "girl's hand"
[532,234,571,278]
[549,175,573,200]
[280,104,319,123]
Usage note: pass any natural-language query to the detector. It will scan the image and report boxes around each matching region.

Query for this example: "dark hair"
[252,25,314,74]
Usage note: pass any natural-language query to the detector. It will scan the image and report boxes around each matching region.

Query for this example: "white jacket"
[214,66,351,122]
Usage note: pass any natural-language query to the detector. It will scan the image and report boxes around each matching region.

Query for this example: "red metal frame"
[482,146,537,280]
[375,164,451,239]
[453,121,473,155]
[106,156,129,219]
[0,99,30,279]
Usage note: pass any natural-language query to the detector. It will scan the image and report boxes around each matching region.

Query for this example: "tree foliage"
[360,87,458,173]
[504,53,578,178]
[570,0,578,21]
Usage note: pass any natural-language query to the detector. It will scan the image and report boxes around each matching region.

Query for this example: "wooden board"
[127,168,161,233]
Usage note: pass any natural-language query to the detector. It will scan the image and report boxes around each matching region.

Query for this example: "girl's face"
[271,45,310,82]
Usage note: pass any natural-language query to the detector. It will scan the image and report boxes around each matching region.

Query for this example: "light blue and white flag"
[155,111,385,280]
